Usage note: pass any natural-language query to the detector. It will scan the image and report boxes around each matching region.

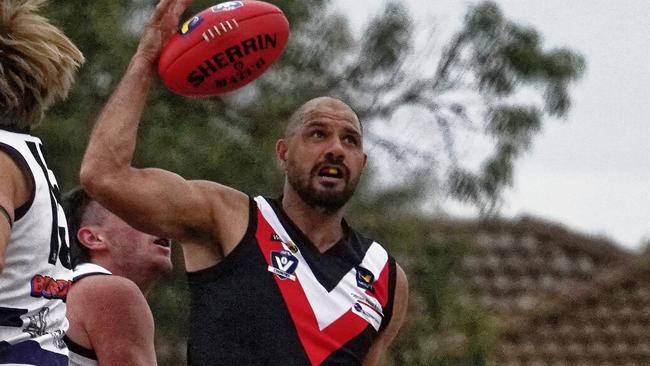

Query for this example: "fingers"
[172,0,193,19]
[153,0,192,20]
[151,0,173,22]
[136,0,192,64]
[145,0,192,39]
[152,0,190,23]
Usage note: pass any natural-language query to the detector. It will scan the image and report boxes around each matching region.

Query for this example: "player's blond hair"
[0,0,84,129]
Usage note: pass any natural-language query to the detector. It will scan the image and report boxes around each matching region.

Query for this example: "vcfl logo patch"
[268,250,298,281]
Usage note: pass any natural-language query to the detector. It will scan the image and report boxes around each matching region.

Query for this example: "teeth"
[328,168,338,175]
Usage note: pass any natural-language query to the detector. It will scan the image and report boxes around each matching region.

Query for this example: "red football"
[158,1,290,97]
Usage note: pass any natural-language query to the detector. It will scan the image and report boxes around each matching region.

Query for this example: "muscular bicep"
[81,164,248,244]
[363,264,409,366]
[82,277,157,366]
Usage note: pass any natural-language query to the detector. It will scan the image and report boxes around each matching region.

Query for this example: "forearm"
[78,0,225,241]
[80,56,154,184]
[81,0,188,187]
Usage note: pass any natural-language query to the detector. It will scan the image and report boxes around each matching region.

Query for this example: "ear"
[362,152,368,170]
[76,226,108,252]
[275,139,289,170]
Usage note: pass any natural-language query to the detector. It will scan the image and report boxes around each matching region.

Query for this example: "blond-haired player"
[0,0,84,363]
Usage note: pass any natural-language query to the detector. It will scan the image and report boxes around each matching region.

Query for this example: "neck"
[281,189,346,253]
[92,257,159,295]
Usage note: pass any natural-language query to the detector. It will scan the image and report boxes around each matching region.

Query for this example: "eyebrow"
[303,120,362,135]
[304,120,327,128]
[342,127,362,139]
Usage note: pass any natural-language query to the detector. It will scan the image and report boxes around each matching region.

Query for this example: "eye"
[310,129,325,139]
[343,135,359,146]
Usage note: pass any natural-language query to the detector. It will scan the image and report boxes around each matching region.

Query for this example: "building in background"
[442,216,650,365]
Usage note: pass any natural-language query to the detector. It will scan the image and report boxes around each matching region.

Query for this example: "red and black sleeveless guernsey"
[186,196,397,365]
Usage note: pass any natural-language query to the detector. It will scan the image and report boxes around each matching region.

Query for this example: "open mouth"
[153,238,172,248]
[317,166,344,179]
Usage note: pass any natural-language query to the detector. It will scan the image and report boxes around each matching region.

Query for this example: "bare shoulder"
[69,275,152,335]
[0,150,32,271]
[0,149,30,201]
[0,152,21,228]
[70,275,157,365]
[71,275,148,313]
[0,149,21,175]
[67,275,149,348]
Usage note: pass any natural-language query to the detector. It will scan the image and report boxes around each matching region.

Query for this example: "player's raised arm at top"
[80,0,248,249]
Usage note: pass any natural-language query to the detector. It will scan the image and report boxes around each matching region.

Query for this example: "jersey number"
[27,142,71,269]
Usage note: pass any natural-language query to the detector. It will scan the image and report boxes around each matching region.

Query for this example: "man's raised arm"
[80,0,248,247]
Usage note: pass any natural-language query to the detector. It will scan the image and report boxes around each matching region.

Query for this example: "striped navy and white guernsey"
[0,128,72,365]
[186,196,397,365]
[64,263,112,366]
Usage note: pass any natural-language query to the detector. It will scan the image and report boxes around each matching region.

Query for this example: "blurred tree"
[350,208,499,366]
[39,0,584,365]
[41,1,585,212]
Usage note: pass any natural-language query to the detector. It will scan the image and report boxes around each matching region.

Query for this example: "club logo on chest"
[268,250,299,281]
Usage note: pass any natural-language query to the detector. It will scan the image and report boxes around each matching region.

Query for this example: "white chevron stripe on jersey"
[72,263,112,282]
[254,196,388,331]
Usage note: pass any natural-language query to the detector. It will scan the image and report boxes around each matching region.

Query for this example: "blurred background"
[42,0,649,364]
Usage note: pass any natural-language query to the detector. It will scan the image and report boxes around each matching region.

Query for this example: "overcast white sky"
[336,0,650,250]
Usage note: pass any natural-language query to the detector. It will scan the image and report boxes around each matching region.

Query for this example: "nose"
[325,136,345,161]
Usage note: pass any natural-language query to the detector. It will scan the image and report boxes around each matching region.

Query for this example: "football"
[158,1,290,97]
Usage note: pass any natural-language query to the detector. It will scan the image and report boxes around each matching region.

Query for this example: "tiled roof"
[427,214,650,364]
[435,215,632,318]
[497,254,650,365]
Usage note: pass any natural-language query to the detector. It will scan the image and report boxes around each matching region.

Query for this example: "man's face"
[100,213,173,274]
[280,99,367,212]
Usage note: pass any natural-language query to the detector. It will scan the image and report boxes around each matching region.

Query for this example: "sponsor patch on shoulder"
[268,250,298,281]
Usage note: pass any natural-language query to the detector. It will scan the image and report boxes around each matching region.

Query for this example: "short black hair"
[62,187,94,267]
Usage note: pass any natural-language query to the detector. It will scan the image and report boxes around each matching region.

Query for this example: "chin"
[304,192,351,212]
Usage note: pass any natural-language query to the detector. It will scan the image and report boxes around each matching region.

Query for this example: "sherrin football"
[158,1,290,97]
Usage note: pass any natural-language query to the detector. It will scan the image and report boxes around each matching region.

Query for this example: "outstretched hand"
[135,0,193,67]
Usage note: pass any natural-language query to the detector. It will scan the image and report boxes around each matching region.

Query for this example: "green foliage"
[41,0,585,211]
[37,0,585,364]
[355,3,412,75]
[351,209,498,366]
[439,2,585,211]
